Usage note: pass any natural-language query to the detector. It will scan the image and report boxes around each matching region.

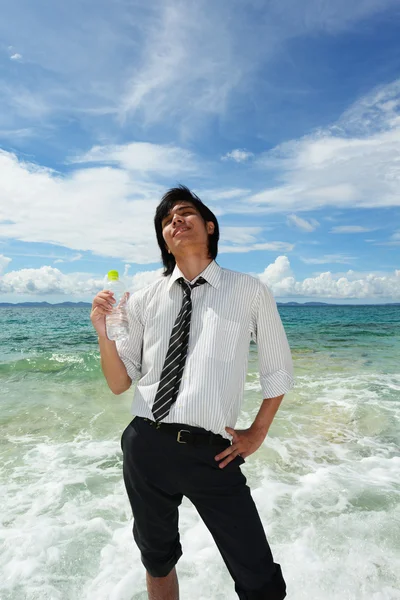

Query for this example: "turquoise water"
[0,306,399,599]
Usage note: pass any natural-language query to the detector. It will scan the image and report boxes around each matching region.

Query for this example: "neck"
[174,254,213,282]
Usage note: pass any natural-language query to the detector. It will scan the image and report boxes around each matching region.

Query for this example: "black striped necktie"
[152,276,207,422]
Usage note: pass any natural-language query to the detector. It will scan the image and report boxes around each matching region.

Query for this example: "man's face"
[161,202,214,255]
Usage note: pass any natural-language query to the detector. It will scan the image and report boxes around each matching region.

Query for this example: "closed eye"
[163,210,194,227]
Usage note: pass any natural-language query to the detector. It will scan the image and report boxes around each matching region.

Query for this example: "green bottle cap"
[107,270,119,281]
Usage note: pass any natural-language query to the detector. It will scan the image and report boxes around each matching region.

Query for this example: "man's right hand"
[90,290,116,339]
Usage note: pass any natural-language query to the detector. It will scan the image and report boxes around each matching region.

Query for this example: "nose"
[172,213,184,226]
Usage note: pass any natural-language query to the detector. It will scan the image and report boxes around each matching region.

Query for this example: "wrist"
[249,422,269,438]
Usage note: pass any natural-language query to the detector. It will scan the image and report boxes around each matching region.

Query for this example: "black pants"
[121,417,286,600]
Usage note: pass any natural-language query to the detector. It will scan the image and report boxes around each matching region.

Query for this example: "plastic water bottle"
[105,270,129,341]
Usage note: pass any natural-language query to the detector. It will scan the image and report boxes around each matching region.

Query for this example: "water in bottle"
[105,270,129,341]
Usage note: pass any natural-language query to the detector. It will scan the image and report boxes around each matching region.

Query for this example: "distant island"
[0,301,399,307]
[0,302,92,307]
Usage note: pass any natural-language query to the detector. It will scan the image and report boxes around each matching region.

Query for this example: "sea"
[0,305,399,600]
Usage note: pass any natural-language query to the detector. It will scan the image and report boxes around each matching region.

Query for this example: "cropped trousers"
[121,416,286,600]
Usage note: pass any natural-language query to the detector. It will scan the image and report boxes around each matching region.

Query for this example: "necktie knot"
[178,276,207,295]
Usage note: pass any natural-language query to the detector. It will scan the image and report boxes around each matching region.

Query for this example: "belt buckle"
[177,429,190,444]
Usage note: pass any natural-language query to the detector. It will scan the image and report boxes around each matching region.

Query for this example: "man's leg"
[186,452,286,600]
[147,567,179,600]
[121,418,183,596]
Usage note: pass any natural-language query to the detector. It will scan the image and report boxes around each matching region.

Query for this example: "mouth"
[173,226,190,237]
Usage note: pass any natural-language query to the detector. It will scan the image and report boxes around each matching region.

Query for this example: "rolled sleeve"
[115,293,143,383]
[251,282,295,399]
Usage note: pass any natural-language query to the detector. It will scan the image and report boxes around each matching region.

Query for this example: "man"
[91,185,294,600]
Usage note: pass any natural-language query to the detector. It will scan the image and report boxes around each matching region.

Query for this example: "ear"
[207,222,215,235]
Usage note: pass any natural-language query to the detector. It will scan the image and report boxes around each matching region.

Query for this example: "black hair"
[154,185,219,276]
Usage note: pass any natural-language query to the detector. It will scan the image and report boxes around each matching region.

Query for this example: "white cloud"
[300,254,357,264]
[0,128,34,139]
[72,142,196,176]
[117,0,399,130]
[0,146,296,266]
[54,253,83,264]
[0,147,168,265]
[219,226,293,253]
[258,256,400,299]
[331,225,375,233]
[1,258,399,300]
[390,230,400,241]
[221,149,254,163]
[10,53,22,61]
[0,266,100,295]
[119,1,245,129]
[220,226,263,245]
[204,188,250,200]
[130,269,163,292]
[246,79,400,213]
[287,214,320,232]
[3,0,396,136]
[0,254,12,274]
[258,256,295,288]
[0,265,162,296]
[219,242,294,254]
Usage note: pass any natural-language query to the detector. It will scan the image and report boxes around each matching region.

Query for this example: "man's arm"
[98,336,132,395]
[250,393,285,437]
[215,394,284,469]
[216,282,294,469]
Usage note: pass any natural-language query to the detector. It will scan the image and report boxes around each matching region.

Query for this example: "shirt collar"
[167,260,221,291]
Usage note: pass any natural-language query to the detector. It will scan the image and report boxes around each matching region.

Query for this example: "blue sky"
[0,0,399,303]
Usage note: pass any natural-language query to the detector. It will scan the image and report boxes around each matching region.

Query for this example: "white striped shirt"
[116,260,295,439]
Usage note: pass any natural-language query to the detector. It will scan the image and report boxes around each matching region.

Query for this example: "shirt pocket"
[197,309,241,363]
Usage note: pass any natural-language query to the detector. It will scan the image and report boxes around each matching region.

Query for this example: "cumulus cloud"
[10,53,22,61]
[0,147,166,265]
[221,149,254,163]
[0,265,162,296]
[0,266,100,296]
[0,145,298,266]
[258,256,400,299]
[1,258,399,299]
[130,269,163,292]
[331,225,375,233]
[258,256,295,288]
[287,214,319,232]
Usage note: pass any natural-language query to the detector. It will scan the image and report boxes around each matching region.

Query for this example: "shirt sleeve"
[251,282,295,399]
[115,293,144,383]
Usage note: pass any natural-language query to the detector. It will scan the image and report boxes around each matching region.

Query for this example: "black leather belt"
[140,417,230,447]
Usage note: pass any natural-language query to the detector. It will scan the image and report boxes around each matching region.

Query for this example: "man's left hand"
[215,426,267,469]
